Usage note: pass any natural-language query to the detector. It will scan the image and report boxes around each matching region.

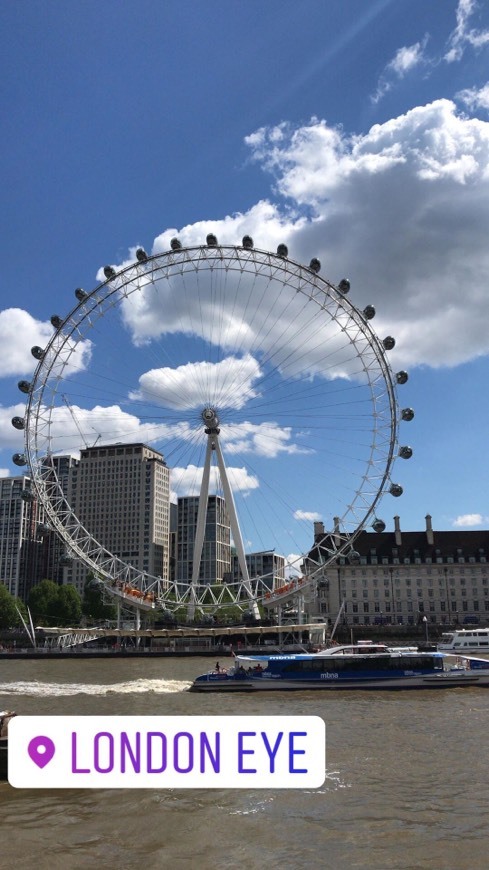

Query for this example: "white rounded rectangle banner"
[8,715,326,788]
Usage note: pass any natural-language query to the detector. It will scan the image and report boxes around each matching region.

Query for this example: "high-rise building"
[66,443,170,594]
[176,495,231,584]
[229,549,286,589]
[0,475,44,601]
[40,454,79,585]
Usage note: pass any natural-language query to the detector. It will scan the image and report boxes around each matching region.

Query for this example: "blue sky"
[2,0,489,571]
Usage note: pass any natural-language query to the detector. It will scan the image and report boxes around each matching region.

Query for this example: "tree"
[0,584,27,630]
[28,580,82,626]
[53,584,82,626]
[82,578,116,623]
[28,579,60,626]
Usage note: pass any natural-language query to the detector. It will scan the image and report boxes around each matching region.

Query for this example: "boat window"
[280,655,439,674]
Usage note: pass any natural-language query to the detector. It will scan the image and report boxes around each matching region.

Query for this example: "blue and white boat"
[190,641,489,692]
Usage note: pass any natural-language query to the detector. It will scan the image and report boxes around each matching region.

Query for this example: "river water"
[1,655,489,870]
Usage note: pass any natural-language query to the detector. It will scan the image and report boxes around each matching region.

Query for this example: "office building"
[0,475,44,601]
[40,454,79,585]
[176,495,231,584]
[66,443,170,594]
[229,549,286,589]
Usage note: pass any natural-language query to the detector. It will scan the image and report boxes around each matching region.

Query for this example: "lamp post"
[422,615,429,642]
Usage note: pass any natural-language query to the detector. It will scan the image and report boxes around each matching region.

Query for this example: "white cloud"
[151,200,306,258]
[130,355,262,411]
[445,0,489,63]
[224,422,311,458]
[457,82,489,112]
[244,100,489,370]
[170,464,259,498]
[388,41,428,76]
[372,38,429,104]
[453,513,486,527]
[294,509,322,522]
[0,308,93,381]
[18,395,306,466]
[36,403,194,455]
[0,469,10,477]
[104,222,370,392]
[0,309,57,378]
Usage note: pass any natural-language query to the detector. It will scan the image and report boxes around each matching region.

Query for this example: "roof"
[308,526,489,565]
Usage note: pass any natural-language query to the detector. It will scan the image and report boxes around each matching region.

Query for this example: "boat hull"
[190,672,489,692]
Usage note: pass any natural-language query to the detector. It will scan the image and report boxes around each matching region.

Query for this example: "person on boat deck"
[215,662,220,672]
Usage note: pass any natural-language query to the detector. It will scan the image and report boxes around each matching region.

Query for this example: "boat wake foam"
[0,678,191,697]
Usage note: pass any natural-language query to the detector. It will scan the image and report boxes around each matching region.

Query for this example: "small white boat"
[438,628,489,653]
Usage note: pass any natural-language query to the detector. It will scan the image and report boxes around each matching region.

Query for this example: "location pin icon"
[28,735,56,769]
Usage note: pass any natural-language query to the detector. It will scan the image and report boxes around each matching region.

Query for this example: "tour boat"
[189,641,489,692]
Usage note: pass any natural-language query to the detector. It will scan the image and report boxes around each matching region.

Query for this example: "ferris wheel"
[11,235,413,616]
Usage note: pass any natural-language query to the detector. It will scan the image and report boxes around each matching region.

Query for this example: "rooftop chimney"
[394,515,402,546]
[314,521,325,540]
[425,514,434,546]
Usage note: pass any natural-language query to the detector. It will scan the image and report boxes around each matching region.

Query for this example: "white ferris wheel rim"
[17,241,407,613]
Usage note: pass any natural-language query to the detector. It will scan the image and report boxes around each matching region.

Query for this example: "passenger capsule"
[349,550,361,563]
[242,235,254,249]
[136,248,148,262]
[170,238,182,250]
[401,408,414,422]
[11,416,25,430]
[75,288,88,302]
[21,489,34,501]
[31,346,45,360]
[18,380,31,394]
[206,233,218,247]
[363,305,376,320]
[103,266,116,279]
[383,336,396,350]
[309,258,321,273]
[277,244,288,257]
[338,278,350,294]
[372,518,386,533]
[399,446,413,459]
[12,453,27,466]
[396,371,408,385]
[50,315,63,330]
[389,483,403,497]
